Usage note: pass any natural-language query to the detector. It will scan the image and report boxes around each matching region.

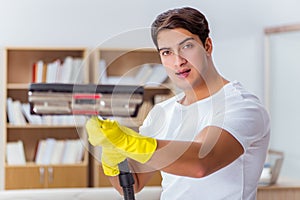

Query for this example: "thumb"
[101,119,117,129]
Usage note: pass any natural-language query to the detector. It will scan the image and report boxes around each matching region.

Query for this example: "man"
[86,7,270,200]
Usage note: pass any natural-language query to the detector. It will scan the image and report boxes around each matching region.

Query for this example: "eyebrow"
[158,37,195,52]
[179,37,195,46]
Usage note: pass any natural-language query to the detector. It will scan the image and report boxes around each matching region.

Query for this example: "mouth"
[175,69,191,78]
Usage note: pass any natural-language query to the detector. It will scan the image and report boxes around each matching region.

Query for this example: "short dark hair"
[151,7,210,49]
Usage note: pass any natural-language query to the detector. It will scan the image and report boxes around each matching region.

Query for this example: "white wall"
[1,0,300,186]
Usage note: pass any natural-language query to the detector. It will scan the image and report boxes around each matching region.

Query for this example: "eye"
[160,50,172,56]
[182,43,193,49]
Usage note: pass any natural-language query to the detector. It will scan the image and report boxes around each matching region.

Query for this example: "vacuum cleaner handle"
[97,117,135,200]
[118,160,135,200]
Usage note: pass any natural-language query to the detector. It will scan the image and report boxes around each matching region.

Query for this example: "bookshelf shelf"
[7,124,83,129]
[7,83,30,89]
[5,160,88,167]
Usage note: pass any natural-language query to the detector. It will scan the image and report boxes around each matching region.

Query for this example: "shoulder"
[213,81,270,139]
[223,81,265,109]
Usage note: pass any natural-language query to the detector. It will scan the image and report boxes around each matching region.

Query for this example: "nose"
[174,53,187,68]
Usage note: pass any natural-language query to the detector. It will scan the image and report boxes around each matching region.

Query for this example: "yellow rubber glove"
[86,116,157,164]
[101,147,126,176]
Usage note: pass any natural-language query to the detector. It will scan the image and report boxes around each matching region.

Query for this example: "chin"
[170,76,196,90]
[174,82,194,91]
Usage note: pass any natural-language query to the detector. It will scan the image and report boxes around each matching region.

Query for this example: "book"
[61,139,83,164]
[35,140,47,165]
[6,140,26,165]
[60,56,73,83]
[76,140,85,163]
[46,59,60,83]
[32,62,36,82]
[69,58,84,83]
[35,60,44,83]
[12,100,27,125]
[42,138,56,165]
[42,63,48,82]
[76,58,85,83]
[97,59,108,83]
[6,98,15,124]
[21,103,42,125]
[50,140,65,164]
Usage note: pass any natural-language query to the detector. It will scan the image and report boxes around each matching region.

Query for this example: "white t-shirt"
[139,81,270,200]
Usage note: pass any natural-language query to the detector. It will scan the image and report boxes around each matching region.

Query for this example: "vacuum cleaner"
[28,83,144,200]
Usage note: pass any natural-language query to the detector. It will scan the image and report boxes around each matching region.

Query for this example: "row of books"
[32,56,85,83]
[97,60,168,86]
[6,98,86,125]
[35,138,85,165]
[6,139,85,165]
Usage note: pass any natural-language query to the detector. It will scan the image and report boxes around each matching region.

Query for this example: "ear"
[204,37,213,54]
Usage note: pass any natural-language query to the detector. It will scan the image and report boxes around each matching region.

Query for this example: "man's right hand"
[101,147,126,176]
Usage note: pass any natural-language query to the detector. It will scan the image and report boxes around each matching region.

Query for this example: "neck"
[181,72,228,106]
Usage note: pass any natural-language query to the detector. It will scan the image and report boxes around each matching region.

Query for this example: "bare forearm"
[108,176,123,194]
[149,140,207,177]
[107,173,151,195]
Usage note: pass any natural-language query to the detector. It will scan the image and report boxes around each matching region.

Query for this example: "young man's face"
[157,28,211,91]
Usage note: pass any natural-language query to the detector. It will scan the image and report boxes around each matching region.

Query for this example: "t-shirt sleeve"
[209,95,270,150]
